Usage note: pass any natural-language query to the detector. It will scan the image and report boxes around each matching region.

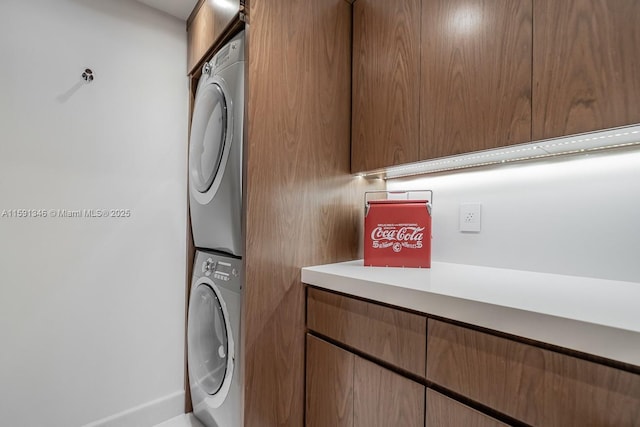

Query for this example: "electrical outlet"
[459,203,482,232]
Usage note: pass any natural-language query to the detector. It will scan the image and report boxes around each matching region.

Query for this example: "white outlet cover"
[459,202,482,232]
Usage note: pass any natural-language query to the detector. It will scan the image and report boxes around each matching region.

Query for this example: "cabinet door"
[307,287,427,378]
[354,356,425,427]
[306,335,354,427]
[533,0,640,140]
[427,319,640,426]
[420,0,532,160]
[426,389,508,427]
[187,0,240,74]
[352,0,421,172]
[306,334,425,427]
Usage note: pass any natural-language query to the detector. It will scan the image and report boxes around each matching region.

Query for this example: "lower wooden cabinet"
[305,334,504,427]
[354,356,425,427]
[426,389,508,427]
[306,334,425,427]
[307,287,427,378]
[427,319,640,427]
[306,334,354,427]
[305,287,640,426]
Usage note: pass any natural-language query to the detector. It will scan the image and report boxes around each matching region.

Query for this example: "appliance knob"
[203,258,217,274]
[202,62,212,76]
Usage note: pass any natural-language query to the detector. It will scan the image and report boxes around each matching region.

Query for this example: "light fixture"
[357,124,640,180]
[212,0,238,12]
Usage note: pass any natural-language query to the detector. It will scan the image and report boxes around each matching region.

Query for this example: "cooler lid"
[367,199,430,204]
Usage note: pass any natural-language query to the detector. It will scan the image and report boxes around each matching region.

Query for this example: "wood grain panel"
[533,0,640,140]
[351,0,421,172]
[420,0,532,160]
[244,0,382,425]
[306,335,354,427]
[187,0,240,74]
[307,288,427,377]
[427,319,640,426]
[184,74,198,413]
[426,389,508,427]
[354,356,425,427]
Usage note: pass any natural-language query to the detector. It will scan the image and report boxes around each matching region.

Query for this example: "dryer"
[189,31,245,256]
[188,250,242,427]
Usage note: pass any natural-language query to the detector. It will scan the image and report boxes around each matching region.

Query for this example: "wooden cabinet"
[351,0,421,172]
[532,0,640,140]
[306,289,425,426]
[306,334,354,427]
[241,1,383,425]
[306,287,640,426]
[426,389,508,427]
[187,0,241,74]
[352,0,640,172]
[352,0,532,172]
[420,0,532,159]
[427,319,640,426]
[306,334,425,427]
[354,356,425,427]
[307,287,427,377]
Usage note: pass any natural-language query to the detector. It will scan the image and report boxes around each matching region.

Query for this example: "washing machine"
[189,30,245,256]
[188,250,242,427]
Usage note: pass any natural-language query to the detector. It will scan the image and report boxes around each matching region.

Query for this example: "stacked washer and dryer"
[187,30,245,427]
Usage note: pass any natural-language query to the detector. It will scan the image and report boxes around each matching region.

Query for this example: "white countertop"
[301,260,640,367]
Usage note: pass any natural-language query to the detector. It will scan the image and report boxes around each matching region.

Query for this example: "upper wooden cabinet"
[420,0,532,159]
[352,0,640,173]
[351,0,421,172]
[187,0,240,74]
[352,0,532,172]
[532,0,640,140]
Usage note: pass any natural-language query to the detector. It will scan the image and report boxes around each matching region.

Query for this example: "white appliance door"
[189,83,228,193]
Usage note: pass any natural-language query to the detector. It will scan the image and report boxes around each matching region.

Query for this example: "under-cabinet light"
[357,124,640,180]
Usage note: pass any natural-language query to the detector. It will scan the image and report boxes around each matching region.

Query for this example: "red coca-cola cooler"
[364,191,432,268]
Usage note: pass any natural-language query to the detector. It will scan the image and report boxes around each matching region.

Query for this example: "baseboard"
[82,390,185,427]
[154,413,204,427]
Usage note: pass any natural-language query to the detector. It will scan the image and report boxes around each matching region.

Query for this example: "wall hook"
[81,68,94,83]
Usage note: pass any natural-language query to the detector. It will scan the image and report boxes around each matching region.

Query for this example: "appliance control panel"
[197,251,242,290]
[204,258,238,281]
[211,31,244,73]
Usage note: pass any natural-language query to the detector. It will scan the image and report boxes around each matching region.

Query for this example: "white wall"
[0,1,188,426]
[387,147,640,283]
